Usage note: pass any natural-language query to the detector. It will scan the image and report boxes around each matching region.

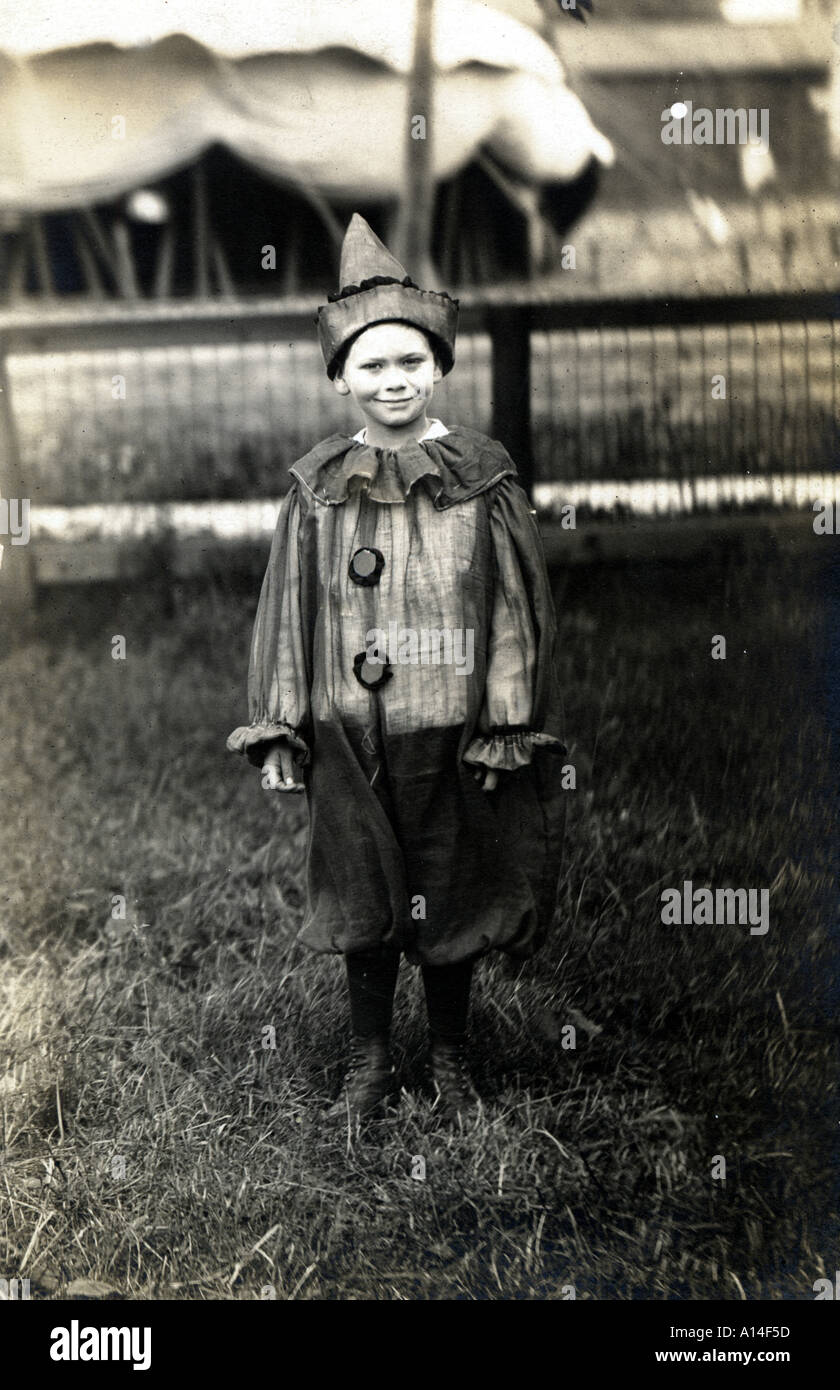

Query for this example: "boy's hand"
[472,766,500,792]
[261,743,305,793]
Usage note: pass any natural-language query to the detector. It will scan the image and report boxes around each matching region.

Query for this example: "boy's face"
[333,322,442,432]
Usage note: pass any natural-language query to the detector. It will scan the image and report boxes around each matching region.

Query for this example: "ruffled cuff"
[226,720,310,770]
[463,729,566,772]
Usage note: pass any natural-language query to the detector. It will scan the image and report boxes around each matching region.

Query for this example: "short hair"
[331,321,445,380]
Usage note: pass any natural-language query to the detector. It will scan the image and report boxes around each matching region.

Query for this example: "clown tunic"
[227,420,567,967]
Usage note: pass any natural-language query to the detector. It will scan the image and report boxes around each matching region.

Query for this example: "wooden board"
[28,510,826,588]
[556,20,828,77]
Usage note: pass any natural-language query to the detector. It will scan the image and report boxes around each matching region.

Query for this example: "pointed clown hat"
[316,214,459,379]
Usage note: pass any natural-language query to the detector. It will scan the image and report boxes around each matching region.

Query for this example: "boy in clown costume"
[228,215,566,1123]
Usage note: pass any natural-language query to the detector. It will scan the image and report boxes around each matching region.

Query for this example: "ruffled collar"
[289,426,517,509]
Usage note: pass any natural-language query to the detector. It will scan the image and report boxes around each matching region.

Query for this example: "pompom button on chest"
[349,546,385,586]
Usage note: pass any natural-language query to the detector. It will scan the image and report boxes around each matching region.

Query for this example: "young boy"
[227,214,566,1124]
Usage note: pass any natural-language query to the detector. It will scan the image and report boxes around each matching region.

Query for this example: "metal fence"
[0,288,837,604]
[2,289,836,503]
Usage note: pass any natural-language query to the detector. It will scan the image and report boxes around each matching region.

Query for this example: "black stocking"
[345,946,401,1038]
[421,958,476,1044]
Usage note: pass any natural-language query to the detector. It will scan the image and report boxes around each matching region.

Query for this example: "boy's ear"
[433,363,443,383]
[333,374,350,396]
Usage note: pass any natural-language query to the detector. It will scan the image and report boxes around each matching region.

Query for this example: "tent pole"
[211,235,235,299]
[113,219,139,298]
[193,163,210,301]
[7,222,32,302]
[153,224,175,299]
[394,0,436,279]
[31,216,55,298]
[80,207,120,287]
[72,214,105,299]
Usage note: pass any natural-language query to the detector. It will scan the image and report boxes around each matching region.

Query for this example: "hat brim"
[317,283,458,379]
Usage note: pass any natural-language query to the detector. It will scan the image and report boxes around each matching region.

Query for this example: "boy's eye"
[357,355,424,370]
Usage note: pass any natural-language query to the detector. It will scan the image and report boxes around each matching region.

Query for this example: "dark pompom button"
[353,652,393,690]
[349,546,385,586]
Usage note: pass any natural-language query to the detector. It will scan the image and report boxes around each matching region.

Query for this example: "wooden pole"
[112,218,139,299]
[490,306,534,499]
[31,216,54,298]
[394,0,436,278]
[72,214,105,299]
[7,221,32,301]
[79,207,121,289]
[153,223,174,299]
[192,162,210,301]
[0,336,36,613]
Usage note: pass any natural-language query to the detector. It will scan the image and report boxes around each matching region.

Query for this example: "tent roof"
[0,0,614,215]
[0,0,562,81]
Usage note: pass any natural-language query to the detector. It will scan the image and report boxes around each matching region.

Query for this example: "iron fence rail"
[1,289,837,511]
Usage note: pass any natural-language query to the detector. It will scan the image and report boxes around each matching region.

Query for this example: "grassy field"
[0,543,837,1300]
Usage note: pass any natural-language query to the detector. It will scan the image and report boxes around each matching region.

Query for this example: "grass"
[0,543,837,1300]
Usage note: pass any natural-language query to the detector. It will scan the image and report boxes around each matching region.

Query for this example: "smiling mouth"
[376,397,416,405]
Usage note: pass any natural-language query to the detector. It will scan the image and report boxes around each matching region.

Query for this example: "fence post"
[489,306,534,498]
[0,334,36,614]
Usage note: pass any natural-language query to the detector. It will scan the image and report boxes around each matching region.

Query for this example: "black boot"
[429,1037,481,1120]
[422,957,480,1119]
[325,1032,395,1124]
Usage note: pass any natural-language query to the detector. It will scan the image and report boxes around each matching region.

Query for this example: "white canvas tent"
[0,0,613,293]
